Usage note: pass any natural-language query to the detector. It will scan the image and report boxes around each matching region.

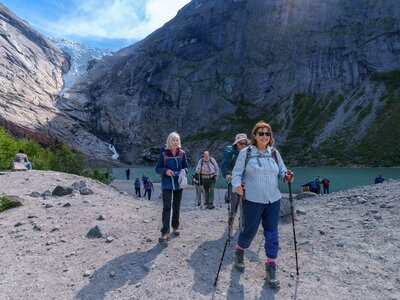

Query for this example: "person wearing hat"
[221,133,250,203]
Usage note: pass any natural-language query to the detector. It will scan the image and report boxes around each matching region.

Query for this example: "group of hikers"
[132,174,154,200]
[154,121,294,289]
[301,176,330,194]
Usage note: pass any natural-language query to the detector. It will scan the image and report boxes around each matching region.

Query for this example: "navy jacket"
[221,144,240,178]
[155,146,188,190]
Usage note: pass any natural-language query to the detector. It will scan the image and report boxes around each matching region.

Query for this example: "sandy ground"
[0,170,399,300]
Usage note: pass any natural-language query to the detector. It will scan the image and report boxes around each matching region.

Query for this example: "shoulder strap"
[162,152,168,166]
[210,157,216,168]
[179,149,184,161]
[242,146,253,179]
[271,147,278,165]
[244,146,252,168]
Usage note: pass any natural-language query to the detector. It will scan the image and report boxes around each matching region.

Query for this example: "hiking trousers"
[202,178,215,206]
[238,200,281,259]
[161,189,183,234]
[135,187,141,197]
[323,186,329,194]
[146,189,152,200]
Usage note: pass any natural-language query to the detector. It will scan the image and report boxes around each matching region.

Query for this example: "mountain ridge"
[57,0,400,166]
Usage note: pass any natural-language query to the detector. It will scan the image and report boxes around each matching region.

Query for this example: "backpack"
[243,146,279,174]
[162,149,184,166]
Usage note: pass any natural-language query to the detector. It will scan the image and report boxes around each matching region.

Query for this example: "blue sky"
[1,0,190,50]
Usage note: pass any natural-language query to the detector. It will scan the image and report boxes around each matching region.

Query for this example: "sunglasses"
[238,142,247,146]
[257,132,271,137]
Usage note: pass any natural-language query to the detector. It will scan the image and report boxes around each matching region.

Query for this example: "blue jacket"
[155,146,188,190]
[134,179,141,188]
[221,145,239,178]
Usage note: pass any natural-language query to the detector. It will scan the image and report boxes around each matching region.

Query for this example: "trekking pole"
[217,187,222,208]
[238,185,245,231]
[288,182,300,276]
[214,182,237,287]
[213,231,230,287]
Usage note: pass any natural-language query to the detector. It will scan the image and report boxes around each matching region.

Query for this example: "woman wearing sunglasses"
[231,121,294,289]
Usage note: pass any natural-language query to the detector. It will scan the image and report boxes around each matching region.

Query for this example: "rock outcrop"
[57,0,400,166]
[0,4,117,162]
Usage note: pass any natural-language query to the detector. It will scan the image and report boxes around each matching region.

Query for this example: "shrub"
[0,127,112,183]
[0,195,22,212]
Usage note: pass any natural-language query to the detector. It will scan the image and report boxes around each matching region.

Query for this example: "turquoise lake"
[112,167,400,194]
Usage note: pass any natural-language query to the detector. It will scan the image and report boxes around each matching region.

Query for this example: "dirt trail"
[0,170,399,300]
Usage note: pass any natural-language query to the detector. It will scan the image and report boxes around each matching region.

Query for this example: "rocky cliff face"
[58,0,400,166]
[0,4,116,162]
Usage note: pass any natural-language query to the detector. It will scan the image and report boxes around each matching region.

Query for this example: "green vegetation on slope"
[352,71,400,166]
[0,195,22,213]
[0,127,113,183]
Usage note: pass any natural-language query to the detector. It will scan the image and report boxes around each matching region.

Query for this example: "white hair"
[166,132,181,149]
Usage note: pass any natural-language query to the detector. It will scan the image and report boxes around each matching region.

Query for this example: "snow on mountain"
[51,37,112,92]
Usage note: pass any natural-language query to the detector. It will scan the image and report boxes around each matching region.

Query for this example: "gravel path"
[0,171,399,300]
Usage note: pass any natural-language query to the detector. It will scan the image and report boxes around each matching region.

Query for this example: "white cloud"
[47,0,190,41]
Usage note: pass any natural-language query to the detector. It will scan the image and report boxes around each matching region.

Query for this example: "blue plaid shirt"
[232,146,287,204]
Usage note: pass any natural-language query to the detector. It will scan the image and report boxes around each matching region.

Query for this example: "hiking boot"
[265,262,280,289]
[158,233,170,244]
[234,249,245,272]
[172,228,180,236]
[208,204,215,209]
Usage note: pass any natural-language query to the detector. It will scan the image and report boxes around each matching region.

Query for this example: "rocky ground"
[0,170,399,300]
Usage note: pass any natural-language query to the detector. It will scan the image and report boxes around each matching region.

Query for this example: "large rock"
[57,0,400,166]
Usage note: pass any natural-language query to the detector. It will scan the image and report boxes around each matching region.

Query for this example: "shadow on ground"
[75,244,166,300]
[189,229,276,299]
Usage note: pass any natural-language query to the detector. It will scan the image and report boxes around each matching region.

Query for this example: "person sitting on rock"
[302,181,318,193]
[13,149,32,170]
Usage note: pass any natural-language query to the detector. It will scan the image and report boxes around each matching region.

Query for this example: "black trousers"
[146,189,152,200]
[135,187,141,197]
[161,189,183,234]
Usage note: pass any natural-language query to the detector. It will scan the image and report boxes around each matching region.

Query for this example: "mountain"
[50,38,112,92]
[0,4,116,163]
[57,0,400,166]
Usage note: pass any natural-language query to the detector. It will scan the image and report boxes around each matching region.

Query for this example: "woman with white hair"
[155,132,188,243]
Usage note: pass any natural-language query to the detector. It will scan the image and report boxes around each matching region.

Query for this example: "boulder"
[52,186,73,197]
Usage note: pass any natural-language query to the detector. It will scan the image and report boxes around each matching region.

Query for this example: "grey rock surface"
[0,170,399,299]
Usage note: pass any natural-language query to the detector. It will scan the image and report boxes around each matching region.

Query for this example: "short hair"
[251,121,274,147]
[19,149,25,153]
[166,132,181,149]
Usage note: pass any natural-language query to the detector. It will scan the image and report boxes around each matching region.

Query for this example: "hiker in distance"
[134,178,141,197]
[221,133,250,201]
[322,177,330,194]
[155,132,188,243]
[125,168,130,180]
[196,151,219,209]
[231,121,294,289]
[144,178,154,200]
